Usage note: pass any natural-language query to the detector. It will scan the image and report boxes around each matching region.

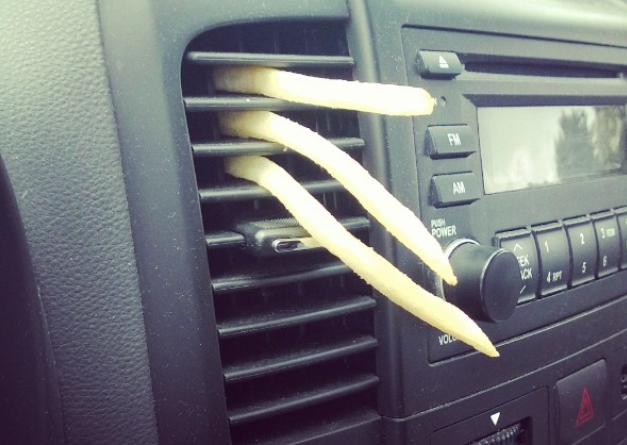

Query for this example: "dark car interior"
[2,0,627,444]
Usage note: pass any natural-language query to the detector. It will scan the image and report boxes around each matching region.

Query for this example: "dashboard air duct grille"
[181,21,380,445]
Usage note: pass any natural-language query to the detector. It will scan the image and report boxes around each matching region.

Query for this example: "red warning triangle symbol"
[575,387,595,428]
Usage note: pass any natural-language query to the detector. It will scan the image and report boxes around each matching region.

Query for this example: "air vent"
[181,22,380,445]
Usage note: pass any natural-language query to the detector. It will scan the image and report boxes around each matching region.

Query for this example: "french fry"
[225,155,498,358]
[213,66,436,116]
[220,111,457,286]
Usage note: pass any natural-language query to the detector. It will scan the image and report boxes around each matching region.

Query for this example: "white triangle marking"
[438,55,450,69]
[490,412,501,426]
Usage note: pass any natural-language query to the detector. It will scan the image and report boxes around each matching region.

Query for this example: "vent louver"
[181,22,381,445]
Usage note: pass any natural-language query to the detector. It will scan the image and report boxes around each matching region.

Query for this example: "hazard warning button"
[556,360,607,445]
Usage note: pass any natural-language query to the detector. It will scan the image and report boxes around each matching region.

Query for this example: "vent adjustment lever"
[228,216,368,257]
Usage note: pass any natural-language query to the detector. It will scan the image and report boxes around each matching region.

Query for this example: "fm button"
[496,230,539,303]
[426,125,478,159]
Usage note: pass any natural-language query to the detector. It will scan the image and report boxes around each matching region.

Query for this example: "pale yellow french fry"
[213,66,435,116]
[225,155,498,358]
[220,111,457,286]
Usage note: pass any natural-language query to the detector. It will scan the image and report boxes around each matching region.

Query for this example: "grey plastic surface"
[0,155,63,445]
[381,0,627,49]
[0,0,159,444]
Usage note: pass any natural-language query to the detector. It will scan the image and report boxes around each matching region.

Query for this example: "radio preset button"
[564,219,598,287]
[426,125,478,159]
[593,214,620,277]
[533,225,570,297]
[416,50,463,78]
[430,173,481,207]
[616,208,627,269]
[496,231,539,303]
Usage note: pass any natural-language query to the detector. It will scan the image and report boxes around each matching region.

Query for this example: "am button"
[430,173,482,208]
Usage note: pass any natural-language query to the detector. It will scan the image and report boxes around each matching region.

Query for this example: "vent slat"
[185,96,317,112]
[228,374,379,426]
[218,295,376,339]
[193,137,365,157]
[212,260,350,294]
[230,408,381,445]
[186,51,355,68]
[224,335,378,383]
[199,179,343,203]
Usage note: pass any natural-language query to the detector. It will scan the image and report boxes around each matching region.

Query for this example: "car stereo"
[370,25,627,444]
[403,26,627,355]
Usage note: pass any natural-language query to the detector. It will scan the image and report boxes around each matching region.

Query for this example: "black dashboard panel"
[2,0,627,445]
[0,0,158,444]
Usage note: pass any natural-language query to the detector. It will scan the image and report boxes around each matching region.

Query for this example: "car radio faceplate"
[369,23,627,444]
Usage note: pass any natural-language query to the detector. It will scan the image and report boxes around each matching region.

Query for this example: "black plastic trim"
[223,335,378,382]
[187,51,354,68]
[206,230,247,250]
[199,178,343,203]
[212,259,351,294]
[193,137,364,157]
[228,373,379,426]
[185,96,318,112]
[218,295,376,338]
[206,215,369,250]
[0,154,64,445]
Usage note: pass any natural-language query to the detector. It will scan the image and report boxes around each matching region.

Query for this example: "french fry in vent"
[225,156,498,358]
[219,111,456,286]
[214,66,498,357]
[213,66,436,115]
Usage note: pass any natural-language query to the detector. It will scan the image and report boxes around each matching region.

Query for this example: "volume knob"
[443,239,521,323]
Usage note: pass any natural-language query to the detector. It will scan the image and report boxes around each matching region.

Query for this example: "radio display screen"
[479,105,627,194]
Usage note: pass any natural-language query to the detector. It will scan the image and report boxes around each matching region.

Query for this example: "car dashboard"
[1,1,627,445]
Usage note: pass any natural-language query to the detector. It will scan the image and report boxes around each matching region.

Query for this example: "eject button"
[417,50,463,78]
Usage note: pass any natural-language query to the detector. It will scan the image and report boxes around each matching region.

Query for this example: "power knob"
[443,239,521,323]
